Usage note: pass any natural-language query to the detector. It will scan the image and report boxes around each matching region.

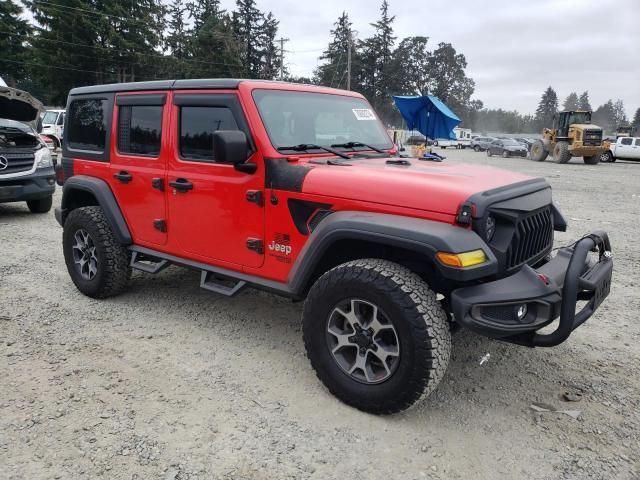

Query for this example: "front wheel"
[474,145,480,152]
[583,155,600,165]
[27,196,52,213]
[303,259,451,414]
[486,149,492,157]
[502,150,510,158]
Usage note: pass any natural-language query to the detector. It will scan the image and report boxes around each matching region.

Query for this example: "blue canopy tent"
[393,95,460,141]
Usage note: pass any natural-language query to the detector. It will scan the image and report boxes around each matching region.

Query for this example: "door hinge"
[151,177,164,192]
[246,190,264,207]
[246,238,264,254]
[153,219,167,233]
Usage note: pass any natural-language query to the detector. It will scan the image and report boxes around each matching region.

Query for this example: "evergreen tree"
[392,36,430,95]
[189,3,242,78]
[578,91,592,111]
[259,12,280,80]
[233,0,264,78]
[562,92,579,111]
[360,0,397,123]
[0,0,32,87]
[314,12,354,89]
[593,100,616,133]
[166,0,189,76]
[535,87,558,130]
[632,108,640,130]
[613,99,628,127]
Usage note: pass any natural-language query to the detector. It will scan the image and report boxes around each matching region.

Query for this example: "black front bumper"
[0,168,56,203]
[451,231,612,347]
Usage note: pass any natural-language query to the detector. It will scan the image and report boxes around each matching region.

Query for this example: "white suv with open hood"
[0,85,55,213]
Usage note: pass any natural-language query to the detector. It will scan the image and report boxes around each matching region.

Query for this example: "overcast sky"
[221,0,640,116]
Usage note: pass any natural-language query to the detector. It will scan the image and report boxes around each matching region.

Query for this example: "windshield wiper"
[330,141,386,154]
[277,143,350,159]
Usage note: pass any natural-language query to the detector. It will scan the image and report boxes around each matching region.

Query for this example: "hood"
[572,123,602,131]
[0,86,44,129]
[301,156,533,216]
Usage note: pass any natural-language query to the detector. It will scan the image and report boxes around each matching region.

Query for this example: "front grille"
[506,207,553,269]
[0,150,35,175]
[583,129,602,146]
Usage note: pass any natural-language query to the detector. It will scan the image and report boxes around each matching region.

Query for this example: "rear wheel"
[553,141,571,163]
[26,196,52,214]
[303,259,451,414]
[63,206,131,299]
[486,149,492,157]
[599,151,613,163]
[502,150,510,158]
[530,140,548,161]
[583,155,600,165]
[474,145,480,152]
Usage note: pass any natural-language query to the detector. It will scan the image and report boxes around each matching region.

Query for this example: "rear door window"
[118,105,163,157]
[621,138,632,145]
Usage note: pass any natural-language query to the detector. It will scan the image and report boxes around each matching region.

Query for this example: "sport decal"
[352,108,377,121]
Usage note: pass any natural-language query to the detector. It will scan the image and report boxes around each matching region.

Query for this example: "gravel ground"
[1,150,639,480]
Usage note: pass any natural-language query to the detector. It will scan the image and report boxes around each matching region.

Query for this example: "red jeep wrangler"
[55,80,613,413]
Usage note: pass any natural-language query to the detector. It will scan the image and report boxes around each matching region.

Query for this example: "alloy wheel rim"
[326,299,400,384]
[72,228,98,280]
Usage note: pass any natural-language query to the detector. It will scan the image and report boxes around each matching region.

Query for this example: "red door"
[108,93,168,246]
[165,92,265,268]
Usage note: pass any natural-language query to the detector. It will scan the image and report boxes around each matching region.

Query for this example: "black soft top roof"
[69,78,257,96]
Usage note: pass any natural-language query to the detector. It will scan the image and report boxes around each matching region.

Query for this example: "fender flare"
[59,175,132,245]
[287,211,498,296]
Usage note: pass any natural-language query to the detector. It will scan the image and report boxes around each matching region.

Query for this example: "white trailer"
[436,127,472,149]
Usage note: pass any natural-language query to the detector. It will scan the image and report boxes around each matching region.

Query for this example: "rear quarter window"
[67,99,108,152]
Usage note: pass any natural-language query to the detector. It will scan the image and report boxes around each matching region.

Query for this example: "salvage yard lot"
[1,150,639,480]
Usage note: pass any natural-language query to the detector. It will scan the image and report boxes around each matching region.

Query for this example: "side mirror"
[212,130,255,173]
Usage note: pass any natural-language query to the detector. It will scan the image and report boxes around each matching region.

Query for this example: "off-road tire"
[474,145,480,152]
[599,151,613,163]
[502,150,510,158]
[63,206,131,299]
[553,141,571,163]
[583,155,600,165]
[26,196,53,213]
[530,140,548,162]
[302,259,451,414]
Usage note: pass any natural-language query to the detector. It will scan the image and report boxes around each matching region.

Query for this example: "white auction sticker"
[352,108,377,120]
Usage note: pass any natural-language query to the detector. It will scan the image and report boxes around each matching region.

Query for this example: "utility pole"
[346,31,352,90]
[278,37,290,81]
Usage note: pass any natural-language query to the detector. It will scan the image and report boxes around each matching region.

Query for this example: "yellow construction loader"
[530,111,605,164]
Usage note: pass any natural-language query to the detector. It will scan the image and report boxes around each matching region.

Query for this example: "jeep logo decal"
[268,241,292,255]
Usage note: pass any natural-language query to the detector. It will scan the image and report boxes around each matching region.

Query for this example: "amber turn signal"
[436,249,487,268]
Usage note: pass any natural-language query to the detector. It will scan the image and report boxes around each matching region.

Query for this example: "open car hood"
[0,86,44,129]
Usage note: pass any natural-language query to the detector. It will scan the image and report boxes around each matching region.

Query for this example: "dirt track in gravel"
[1,150,639,479]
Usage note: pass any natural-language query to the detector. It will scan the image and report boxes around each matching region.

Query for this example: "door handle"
[113,171,133,183]
[169,178,193,192]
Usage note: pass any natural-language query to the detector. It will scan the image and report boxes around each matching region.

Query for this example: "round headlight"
[485,215,496,242]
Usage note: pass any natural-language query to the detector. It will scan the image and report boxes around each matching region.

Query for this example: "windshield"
[568,112,591,124]
[0,118,31,133]
[42,111,58,124]
[253,90,393,151]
